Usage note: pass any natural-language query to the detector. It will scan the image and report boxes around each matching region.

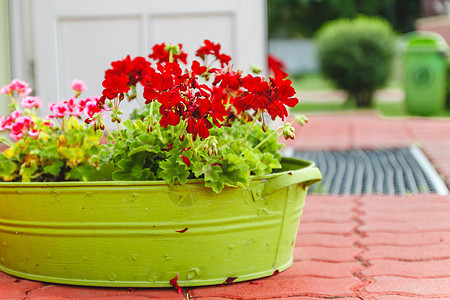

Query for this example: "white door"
[17,0,267,118]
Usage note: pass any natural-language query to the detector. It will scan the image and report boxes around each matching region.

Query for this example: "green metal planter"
[0,157,320,287]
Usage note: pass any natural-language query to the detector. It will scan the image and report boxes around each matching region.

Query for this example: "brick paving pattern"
[1,113,450,299]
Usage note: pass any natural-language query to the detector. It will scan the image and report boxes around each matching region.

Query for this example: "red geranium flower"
[196,40,231,67]
[148,43,187,64]
[268,54,288,78]
[157,92,184,128]
[101,74,130,100]
[212,69,242,91]
[105,56,153,87]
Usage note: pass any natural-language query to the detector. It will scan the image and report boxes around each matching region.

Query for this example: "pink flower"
[10,115,33,142]
[84,97,102,118]
[64,97,83,118]
[0,116,6,130]
[71,79,87,93]
[9,131,24,141]
[0,85,12,95]
[21,96,42,109]
[43,121,54,128]
[49,102,70,118]
[0,110,22,130]
[0,79,32,97]
[28,128,39,139]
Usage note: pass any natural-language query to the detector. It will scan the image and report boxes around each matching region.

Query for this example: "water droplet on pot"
[132,254,138,261]
[84,192,94,198]
[258,208,269,216]
[164,255,170,261]
[108,273,117,281]
[187,268,200,280]
[227,244,235,249]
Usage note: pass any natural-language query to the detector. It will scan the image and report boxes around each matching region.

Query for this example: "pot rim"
[0,157,317,188]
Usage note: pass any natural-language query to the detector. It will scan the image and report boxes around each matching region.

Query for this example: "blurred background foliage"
[268,0,422,38]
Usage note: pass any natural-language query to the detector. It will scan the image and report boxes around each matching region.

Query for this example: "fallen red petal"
[250,281,263,285]
[272,270,279,275]
[170,273,182,293]
[223,276,238,285]
[176,228,188,233]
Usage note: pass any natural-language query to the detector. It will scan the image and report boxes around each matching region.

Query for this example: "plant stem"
[156,124,165,143]
[0,136,13,147]
[116,122,123,139]
[150,101,154,115]
[104,125,116,141]
[8,94,19,112]
[240,110,261,147]
[189,134,196,155]
[195,137,208,153]
[252,126,283,151]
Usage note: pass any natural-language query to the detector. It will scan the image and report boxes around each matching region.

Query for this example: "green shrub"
[316,15,397,107]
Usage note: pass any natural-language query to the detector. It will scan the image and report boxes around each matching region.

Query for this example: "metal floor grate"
[291,146,449,195]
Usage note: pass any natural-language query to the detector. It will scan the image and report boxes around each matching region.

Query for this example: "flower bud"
[282,124,295,140]
[179,133,185,141]
[262,123,268,133]
[250,63,262,74]
[294,114,308,126]
[180,155,191,167]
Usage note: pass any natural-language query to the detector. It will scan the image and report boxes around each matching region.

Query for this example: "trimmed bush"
[316,15,397,107]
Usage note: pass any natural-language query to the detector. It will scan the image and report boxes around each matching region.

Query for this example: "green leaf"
[43,160,64,176]
[0,154,18,181]
[258,153,282,174]
[205,178,225,193]
[241,149,261,175]
[192,161,221,183]
[137,134,156,145]
[112,153,153,181]
[68,164,95,181]
[158,155,190,185]
[19,161,38,182]
[122,119,134,130]
[220,154,250,188]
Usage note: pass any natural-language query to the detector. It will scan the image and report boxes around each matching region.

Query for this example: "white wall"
[9,0,267,119]
[0,0,10,115]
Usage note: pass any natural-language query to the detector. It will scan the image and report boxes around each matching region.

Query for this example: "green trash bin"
[403,31,448,115]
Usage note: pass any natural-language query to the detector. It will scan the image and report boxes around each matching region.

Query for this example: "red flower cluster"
[143,59,228,139]
[105,55,153,87]
[97,40,299,139]
[268,54,287,78]
[149,43,187,64]
[196,40,231,67]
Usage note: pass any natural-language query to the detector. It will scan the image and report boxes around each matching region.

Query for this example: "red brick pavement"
[1,113,450,299]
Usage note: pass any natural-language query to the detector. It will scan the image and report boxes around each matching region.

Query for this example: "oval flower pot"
[0,157,320,287]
